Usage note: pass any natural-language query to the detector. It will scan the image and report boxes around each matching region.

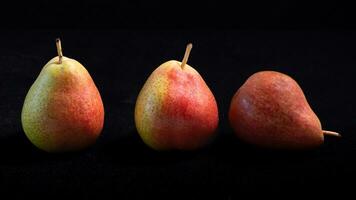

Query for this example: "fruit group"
[229,71,339,149]
[135,44,219,150]
[21,39,104,152]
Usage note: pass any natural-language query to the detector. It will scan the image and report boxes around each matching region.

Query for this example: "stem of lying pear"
[323,130,341,137]
[56,38,63,64]
[181,43,193,69]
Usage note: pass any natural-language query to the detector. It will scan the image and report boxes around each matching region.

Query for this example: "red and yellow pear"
[135,44,219,150]
[229,71,340,150]
[21,39,104,152]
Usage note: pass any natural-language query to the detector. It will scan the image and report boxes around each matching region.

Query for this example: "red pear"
[135,44,219,150]
[229,71,339,149]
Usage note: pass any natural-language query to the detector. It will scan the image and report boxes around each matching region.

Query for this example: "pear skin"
[229,71,339,150]
[21,39,104,152]
[135,44,219,150]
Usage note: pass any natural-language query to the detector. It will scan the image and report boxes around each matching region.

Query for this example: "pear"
[229,71,339,149]
[135,44,219,150]
[21,39,104,152]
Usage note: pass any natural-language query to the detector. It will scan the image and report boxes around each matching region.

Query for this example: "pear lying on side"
[229,71,339,150]
[21,39,104,152]
[135,44,219,150]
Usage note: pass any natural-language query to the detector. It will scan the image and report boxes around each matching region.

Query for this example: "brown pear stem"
[323,130,341,137]
[56,38,63,64]
[181,43,193,69]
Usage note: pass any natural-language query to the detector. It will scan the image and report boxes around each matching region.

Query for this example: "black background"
[0,0,355,199]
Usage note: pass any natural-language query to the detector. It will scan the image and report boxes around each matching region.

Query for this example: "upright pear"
[229,71,339,149]
[135,44,219,150]
[21,39,104,152]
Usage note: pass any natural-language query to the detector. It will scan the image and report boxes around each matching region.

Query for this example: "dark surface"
[0,29,354,198]
[1,1,356,29]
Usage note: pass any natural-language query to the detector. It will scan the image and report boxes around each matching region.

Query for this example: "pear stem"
[323,130,341,137]
[56,38,63,64]
[181,43,193,69]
